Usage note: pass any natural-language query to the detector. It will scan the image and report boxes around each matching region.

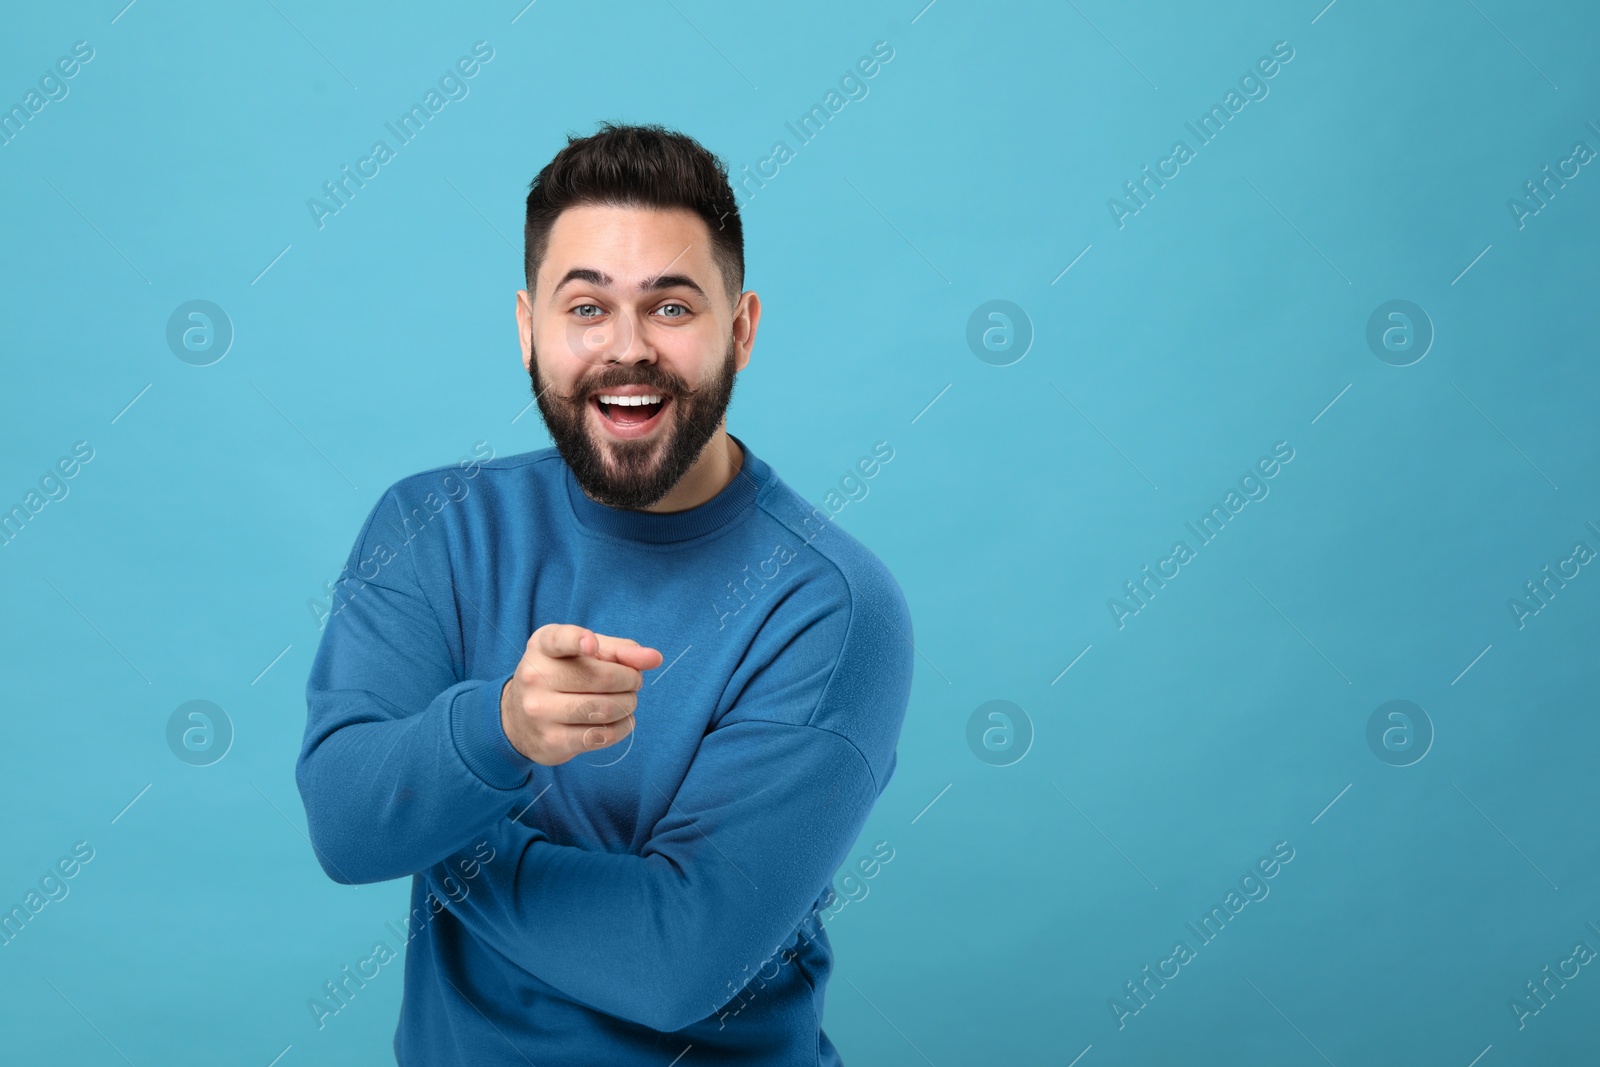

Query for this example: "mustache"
[557,372,705,402]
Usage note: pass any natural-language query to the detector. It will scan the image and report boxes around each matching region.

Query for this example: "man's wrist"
[499,676,530,762]
[450,673,533,790]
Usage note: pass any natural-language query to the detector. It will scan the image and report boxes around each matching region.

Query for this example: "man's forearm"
[423,719,882,1032]
[298,671,536,884]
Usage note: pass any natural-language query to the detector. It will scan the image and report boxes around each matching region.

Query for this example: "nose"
[580,307,653,369]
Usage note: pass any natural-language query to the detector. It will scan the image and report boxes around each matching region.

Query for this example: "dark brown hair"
[523,122,744,306]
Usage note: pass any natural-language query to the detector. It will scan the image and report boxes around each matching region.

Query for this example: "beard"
[528,336,739,510]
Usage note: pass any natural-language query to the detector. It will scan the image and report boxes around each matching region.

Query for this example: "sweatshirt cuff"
[450,674,533,790]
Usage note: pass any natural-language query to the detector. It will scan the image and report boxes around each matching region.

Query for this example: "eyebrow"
[550,267,708,302]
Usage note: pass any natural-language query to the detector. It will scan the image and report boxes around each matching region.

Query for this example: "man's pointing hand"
[499,623,664,766]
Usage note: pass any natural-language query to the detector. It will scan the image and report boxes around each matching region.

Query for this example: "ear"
[732,290,761,374]
[516,290,534,372]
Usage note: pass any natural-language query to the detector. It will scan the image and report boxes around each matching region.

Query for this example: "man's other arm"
[425,567,915,1032]
[296,485,536,885]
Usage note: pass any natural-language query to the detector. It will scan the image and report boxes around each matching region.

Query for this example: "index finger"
[590,633,665,672]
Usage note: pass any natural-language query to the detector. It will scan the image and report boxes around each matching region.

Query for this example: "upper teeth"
[598,394,662,406]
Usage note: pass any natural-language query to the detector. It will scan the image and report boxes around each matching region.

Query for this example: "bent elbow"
[637,991,715,1035]
[585,859,747,1032]
[617,934,732,1029]
[305,844,356,883]
[639,957,744,1033]
[296,768,374,885]
[302,809,363,885]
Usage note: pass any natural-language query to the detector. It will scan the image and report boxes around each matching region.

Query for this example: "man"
[297,122,915,1065]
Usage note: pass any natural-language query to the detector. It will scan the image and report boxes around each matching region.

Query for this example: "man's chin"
[571,424,681,508]
[576,471,675,510]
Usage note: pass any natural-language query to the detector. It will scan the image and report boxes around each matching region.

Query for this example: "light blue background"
[2,0,1597,1063]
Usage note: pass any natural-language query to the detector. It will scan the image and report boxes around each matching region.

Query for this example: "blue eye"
[657,303,689,318]
[573,304,603,318]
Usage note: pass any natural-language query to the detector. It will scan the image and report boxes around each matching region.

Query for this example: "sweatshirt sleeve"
[296,486,537,885]
[422,570,915,1033]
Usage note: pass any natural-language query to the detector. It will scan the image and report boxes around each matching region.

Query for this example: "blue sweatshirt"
[296,434,913,1065]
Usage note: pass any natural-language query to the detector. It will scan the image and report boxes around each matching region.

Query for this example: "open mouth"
[591,392,670,437]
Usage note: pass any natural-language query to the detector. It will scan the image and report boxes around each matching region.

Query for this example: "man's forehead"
[541,204,713,285]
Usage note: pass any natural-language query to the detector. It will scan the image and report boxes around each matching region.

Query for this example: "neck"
[641,425,743,513]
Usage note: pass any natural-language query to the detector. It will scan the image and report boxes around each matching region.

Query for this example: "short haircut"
[523,122,744,307]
